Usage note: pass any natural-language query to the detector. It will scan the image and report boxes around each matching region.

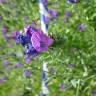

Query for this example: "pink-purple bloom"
[42,0,48,6]
[0,77,7,84]
[15,23,54,57]
[66,11,72,18]
[0,0,7,4]
[24,70,32,78]
[26,56,32,64]
[49,10,58,18]
[44,16,50,24]
[2,26,10,41]
[60,84,65,91]
[3,60,10,67]
[78,24,86,32]
[31,30,54,52]
[15,62,24,68]
[12,31,20,40]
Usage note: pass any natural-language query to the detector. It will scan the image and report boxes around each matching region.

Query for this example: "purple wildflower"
[66,11,72,18]
[18,35,31,46]
[2,26,8,34]
[12,31,20,40]
[78,24,86,32]
[12,32,24,44]
[26,56,32,64]
[26,25,38,36]
[31,30,54,52]
[49,10,58,18]
[67,0,80,3]
[42,0,48,6]
[0,77,7,84]
[24,43,40,57]
[60,84,65,91]
[0,0,7,4]
[44,16,50,24]
[3,60,10,67]
[24,70,32,78]
[15,62,24,68]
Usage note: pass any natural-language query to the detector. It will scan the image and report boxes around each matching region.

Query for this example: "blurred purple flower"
[15,62,24,68]
[31,30,54,52]
[44,16,50,24]
[42,0,48,6]
[60,84,65,91]
[78,24,86,32]
[0,0,7,4]
[0,77,7,84]
[67,0,80,3]
[26,25,38,36]
[24,43,40,57]
[24,70,32,78]
[49,10,58,18]
[12,31,23,44]
[3,60,10,67]
[2,26,8,34]
[26,57,32,64]
[66,11,72,18]
[12,31,20,40]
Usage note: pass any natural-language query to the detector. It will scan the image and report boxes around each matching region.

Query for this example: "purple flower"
[26,57,32,64]
[17,35,31,46]
[49,10,58,18]
[0,77,7,84]
[60,84,65,91]
[44,16,50,24]
[31,30,54,52]
[67,0,80,3]
[24,70,32,78]
[15,62,24,68]
[2,26,8,34]
[12,31,20,40]
[66,11,72,18]
[3,60,10,67]
[42,0,48,6]
[12,32,24,44]
[78,24,86,32]
[24,43,40,57]
[26,25,38,36]
[0,0,7,4]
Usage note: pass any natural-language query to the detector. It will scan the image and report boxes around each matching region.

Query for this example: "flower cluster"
[13,24,54,57]
[68,0,80,3]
